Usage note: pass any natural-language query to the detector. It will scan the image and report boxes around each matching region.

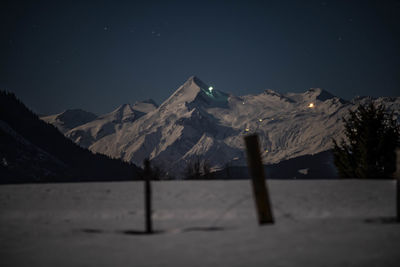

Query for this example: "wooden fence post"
[396,149,400,222]
[143,159,153,233]
[244,134,274,224]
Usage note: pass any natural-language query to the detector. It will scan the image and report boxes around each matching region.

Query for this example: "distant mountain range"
[0,91,141,183]
[40,76,400,179]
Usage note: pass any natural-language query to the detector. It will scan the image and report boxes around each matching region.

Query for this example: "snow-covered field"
[1,180,399,267]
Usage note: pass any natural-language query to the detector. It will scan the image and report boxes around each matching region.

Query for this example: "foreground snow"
[1,180,399,266]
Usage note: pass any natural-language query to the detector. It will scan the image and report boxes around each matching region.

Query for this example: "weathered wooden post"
[396,149,400,222]
[244,134,274,224]
[143,159,153,233]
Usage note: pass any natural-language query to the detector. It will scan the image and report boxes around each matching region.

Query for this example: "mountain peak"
[185,76,209,90]
[306,88,336,101]
[113,103,133,113]
[157,76,229,112]
[264,89,282,97]
[160,76,209,107]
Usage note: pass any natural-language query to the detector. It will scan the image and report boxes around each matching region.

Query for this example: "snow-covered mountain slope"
[65,99,158,148]
[41,109,98,134]
[45,76,400,178]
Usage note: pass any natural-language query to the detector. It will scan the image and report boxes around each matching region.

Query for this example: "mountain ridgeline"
[40,76,400,179]
[0,91,141,183]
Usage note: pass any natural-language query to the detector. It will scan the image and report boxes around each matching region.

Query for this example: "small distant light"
[208,86,213,92]
[308,103,315,108]
[242,102,245,105]
[265,149,269,153]
[271,118,274,120]
[245,128,250,132]
[259,119,263,122]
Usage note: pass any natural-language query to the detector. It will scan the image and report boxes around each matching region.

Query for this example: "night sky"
[1,0,400,115]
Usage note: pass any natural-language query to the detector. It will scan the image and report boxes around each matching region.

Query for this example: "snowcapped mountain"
[43,76,400,178]
[41,109,97,134]
[65,99,158,148]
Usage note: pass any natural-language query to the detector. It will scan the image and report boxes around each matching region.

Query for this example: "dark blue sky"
[1,0,399,115]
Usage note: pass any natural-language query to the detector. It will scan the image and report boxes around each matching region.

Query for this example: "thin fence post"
[244,134,274,224]
[396,149,400,222]
[143,159,153,233]
[397,175,399,223]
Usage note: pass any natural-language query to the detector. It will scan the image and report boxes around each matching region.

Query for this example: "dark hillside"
[0,91,141,183]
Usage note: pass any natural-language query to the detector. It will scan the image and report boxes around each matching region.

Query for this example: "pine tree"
[333,103,399,178]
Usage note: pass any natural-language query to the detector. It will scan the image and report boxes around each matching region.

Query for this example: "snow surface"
[44,76,400,177]
[1,180,399,266]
